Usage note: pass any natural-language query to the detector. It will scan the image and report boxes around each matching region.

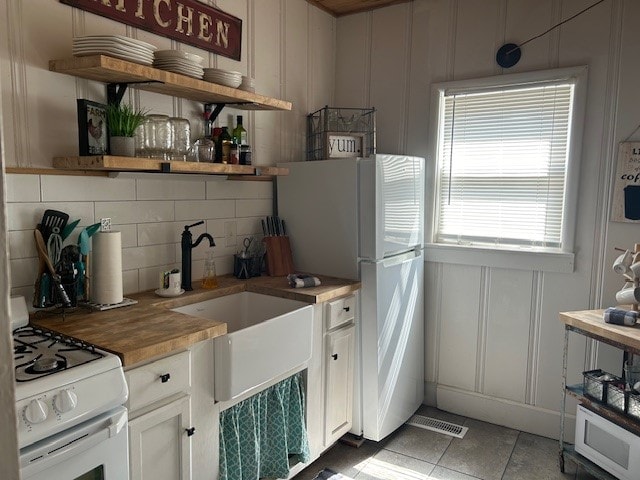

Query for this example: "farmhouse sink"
[172,292,313,401]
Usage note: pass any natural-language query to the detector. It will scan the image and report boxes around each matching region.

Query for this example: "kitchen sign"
[325,133,365,159]
[61,0,242,60]
[612,142,640,222]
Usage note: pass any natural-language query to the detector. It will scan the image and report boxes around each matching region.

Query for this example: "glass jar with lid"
[143,114,172,160]
[169,117,190,161]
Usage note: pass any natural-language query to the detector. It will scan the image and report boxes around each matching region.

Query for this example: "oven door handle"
[21,407,128,477]
[109,409,128,437]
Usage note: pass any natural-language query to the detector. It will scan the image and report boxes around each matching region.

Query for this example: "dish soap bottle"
[202,251,218,289]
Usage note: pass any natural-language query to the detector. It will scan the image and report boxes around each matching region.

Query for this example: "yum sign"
[61,0,242,60]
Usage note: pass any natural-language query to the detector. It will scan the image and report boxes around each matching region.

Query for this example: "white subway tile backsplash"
[7,202,94,231]
[122,270,139,296]
[237,217,264,236]
[122,244,176,270]
[7,174,278,296]
[236,199,272,218]
[6,175,40,202]
[11,257,38,288]
[136,178,206,200]
[113,224,138,249]
[9,231,37,259]
[138,222,183,246]
[206,180,273,199]
[95,201,174,224]
[7,204,42,231]
[174,200,235,221]
[41,176,135,201]
[205,219,230,238]
[11,286,33,304]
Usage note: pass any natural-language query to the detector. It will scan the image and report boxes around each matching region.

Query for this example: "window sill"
[424,243,575,273]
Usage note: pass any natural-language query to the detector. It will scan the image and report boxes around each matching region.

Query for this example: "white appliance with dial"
[11,296,129,479]
[278,154,425,441]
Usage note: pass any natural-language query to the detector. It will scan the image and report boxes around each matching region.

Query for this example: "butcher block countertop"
[31,274,360,366]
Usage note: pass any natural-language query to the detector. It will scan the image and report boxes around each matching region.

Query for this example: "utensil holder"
[263,236,295,276]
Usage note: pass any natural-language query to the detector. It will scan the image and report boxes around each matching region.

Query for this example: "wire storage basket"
[306,106,376,161]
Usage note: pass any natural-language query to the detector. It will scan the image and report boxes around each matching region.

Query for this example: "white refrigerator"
[277,154,425,441]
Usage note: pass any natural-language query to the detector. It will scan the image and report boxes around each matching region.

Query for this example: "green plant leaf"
[106,103,149,137]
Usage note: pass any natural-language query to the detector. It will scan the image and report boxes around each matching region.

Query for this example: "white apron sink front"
[172,292,313,401]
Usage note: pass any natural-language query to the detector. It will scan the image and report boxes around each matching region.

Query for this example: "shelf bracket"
[107,83,129,106]
[205,103,226,123]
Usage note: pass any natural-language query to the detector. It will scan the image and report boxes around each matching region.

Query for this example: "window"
[432,67,586,255]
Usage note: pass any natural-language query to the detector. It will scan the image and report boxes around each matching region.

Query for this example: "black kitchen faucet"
[181,221,215,291]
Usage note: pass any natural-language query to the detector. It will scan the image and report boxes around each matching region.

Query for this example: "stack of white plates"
[153,50,204,79]
[73,35,157,65]
[203,68,242,88]
[239,76,255,93]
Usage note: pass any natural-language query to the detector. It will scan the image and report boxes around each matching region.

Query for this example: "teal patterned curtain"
[219,372,310,480]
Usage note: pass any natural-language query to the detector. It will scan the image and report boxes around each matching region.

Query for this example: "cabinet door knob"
[160,373,171,383]
[332,353,338,360]
[343,306,350,312]
[186,427,196,437]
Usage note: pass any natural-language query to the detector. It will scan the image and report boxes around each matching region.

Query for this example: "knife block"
[263,236,295,276]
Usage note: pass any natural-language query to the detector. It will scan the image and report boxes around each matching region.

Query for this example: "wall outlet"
[225,221,237,247]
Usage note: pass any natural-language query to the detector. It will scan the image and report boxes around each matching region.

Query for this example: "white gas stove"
[11,296,128,450]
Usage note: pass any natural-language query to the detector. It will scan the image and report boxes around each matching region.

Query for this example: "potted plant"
[106,103,147,157]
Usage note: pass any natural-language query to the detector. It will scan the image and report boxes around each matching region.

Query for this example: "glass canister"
[134,123,146,157]
[169,117,190,161]
[143,114,172,160]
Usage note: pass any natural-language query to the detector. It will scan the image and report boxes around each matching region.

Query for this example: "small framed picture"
[77,99,108,155]
[324,132,366,159]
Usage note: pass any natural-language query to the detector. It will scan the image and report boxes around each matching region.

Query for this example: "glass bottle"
[232,115,247,145]
[202,252,218,289]
[220,126,232,164]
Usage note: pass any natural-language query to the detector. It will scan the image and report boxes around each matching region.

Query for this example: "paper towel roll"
[91,231,123,305]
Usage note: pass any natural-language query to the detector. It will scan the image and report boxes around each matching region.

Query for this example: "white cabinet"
[323,294,356,447]
[128,394,193,480]
[324,323,355,446]
[125,350,195,480]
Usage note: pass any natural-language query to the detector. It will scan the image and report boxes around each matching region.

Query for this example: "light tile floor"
[294,406,598,480]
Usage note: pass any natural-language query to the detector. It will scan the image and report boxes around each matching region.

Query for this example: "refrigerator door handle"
[380,249,422,268]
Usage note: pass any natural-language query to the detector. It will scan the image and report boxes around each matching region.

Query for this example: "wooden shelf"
[49,55,292,111]
[52,156,289,178]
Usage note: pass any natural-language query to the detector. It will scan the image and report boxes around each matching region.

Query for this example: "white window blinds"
[436,81,574,249]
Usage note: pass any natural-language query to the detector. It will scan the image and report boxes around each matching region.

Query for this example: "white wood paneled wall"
[335,0,640,440]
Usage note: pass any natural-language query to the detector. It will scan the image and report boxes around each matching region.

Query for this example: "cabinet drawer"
[126,350,191,412]
[326,295,356,331]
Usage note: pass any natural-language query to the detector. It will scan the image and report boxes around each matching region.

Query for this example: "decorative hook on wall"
[495,0,607,69]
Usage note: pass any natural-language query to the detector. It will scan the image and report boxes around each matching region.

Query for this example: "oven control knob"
[24,399,48,424]
[54,390,78,414]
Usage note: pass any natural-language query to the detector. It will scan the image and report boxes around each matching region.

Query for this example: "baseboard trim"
[436,385,576,443]
[424,380,437,406]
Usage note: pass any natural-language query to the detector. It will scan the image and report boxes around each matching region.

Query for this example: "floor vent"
[406,415,468,439]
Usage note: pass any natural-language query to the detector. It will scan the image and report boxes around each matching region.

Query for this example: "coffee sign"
[61,0,242,60]
[612,142,640,223]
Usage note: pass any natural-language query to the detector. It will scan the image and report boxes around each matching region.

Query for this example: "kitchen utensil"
[242,237,253,257]
[34,229,72,307]
[39,209,69,243]
[61,218,81,241]
[47,228,63,266]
